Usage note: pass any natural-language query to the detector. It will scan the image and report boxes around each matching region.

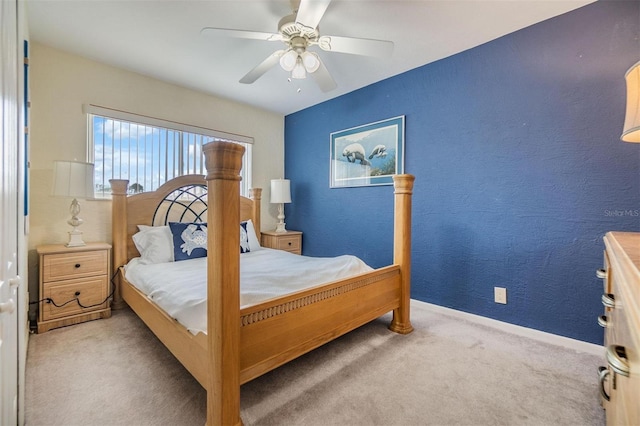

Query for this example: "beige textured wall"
[28,42,284,311]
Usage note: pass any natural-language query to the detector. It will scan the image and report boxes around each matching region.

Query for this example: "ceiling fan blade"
[240,50,285,84]
[201,27,284,42]
[310,59,336,92]
[317,35,394,58]
[295,0,331,30]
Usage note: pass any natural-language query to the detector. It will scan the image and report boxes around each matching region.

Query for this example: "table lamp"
[52,160,94,247]
[270,178,291,233]
[622,61,640,142]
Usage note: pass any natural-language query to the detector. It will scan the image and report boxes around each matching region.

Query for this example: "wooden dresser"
[599,232,639,424]
[36,242,112,333]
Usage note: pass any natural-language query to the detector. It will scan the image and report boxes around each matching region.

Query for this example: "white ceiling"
[27,0,594,116]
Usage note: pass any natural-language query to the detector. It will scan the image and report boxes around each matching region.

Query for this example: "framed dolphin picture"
[330,115,405,188]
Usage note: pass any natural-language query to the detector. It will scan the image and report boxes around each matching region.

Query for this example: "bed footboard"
[239,265,402,383]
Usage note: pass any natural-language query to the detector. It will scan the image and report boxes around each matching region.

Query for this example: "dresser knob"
[9,276,20,289]
[601,293,615,309]
[606,345,630,377]
[596,269,607,279]
[597,315,609,328]
[0,298,15,314]
[288,242,292,246]
[75,264,81,268]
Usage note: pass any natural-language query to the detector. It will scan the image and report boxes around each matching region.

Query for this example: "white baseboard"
[412,299,604,357]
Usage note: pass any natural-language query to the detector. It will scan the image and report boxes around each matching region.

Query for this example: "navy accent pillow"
[240,221,250,254]
[169,222,208,261]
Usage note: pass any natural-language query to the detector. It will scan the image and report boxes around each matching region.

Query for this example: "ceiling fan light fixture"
[291,57,307,79]
[301,51,320,73]
[203,0,390,92]
[279,50,298,72]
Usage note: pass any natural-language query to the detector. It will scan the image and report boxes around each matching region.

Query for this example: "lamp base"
[66,229,86,247]
[66,199,86,247]
[274,202,287,233]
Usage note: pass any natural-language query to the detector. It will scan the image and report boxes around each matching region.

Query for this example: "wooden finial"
[203,141,245,181]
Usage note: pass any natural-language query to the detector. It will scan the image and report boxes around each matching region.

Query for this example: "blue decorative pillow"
[169,222,208,261]
[240,221,250,254]
[169,221,251,260]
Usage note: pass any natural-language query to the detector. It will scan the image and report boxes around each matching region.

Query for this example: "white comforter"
[124,248,373,335]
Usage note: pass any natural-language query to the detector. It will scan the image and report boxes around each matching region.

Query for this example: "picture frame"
[330,115,405,188]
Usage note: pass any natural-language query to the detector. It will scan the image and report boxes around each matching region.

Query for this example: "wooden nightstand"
[36,242,112,333]
[261,230,302,255]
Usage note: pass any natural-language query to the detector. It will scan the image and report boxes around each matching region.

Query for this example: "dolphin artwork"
[368,144,387,159]
[342,143,371,166]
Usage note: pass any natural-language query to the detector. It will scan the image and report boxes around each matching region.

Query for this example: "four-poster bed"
[110,141,415,425]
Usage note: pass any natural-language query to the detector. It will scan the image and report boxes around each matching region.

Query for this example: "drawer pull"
[288,242,292,246]
[606,345,630,377]
[597,315,609,328]
[0,298,15,314]
[75,264,81,268]
[601,293,615,309]
[598,366,610,402]
[596,268,607,279]
[9,276,20,289]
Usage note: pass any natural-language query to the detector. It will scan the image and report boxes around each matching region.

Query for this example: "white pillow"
[132,225,174,264]
[244,219,262,251]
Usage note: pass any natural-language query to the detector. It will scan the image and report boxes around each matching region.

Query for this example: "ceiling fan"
[200,0,394,92]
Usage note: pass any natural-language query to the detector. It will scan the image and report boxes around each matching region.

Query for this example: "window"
[85,105,253,198]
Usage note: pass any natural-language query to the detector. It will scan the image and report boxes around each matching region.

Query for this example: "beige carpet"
[25,301,605,425]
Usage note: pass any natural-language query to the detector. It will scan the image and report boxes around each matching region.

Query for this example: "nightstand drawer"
[274,235,301,252]
[42,276,109,321]
[42,250,109,282]
[261,230,303,255]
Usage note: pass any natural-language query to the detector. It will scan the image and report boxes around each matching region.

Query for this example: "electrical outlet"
[494,287,507,304]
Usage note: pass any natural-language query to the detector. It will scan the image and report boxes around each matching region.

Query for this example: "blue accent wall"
[284,1,640,344]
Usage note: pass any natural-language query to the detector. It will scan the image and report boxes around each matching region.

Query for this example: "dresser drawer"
[603,250,612,294]
[42,249,109,282]
[618,371,640,426]
[42,276,109,321]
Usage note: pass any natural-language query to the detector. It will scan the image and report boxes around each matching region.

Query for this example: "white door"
[0,0,20,423]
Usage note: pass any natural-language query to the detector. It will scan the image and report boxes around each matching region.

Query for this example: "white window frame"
[84,104,253,197]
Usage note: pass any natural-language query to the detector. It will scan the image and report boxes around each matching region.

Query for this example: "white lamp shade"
[52,161,95,199]
[301,51,320,73]
[291,57,306,80]
[279,50,298,72]
[622,61,640,143]
[270,179,292,204]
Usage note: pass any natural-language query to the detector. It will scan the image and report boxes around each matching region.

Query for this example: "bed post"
[203,142,244,426]
[389,174,415,334]
[110,179,129,310]
[249,188,262,240]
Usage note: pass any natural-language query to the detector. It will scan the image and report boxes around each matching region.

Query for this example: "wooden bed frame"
[110,142,414,425]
